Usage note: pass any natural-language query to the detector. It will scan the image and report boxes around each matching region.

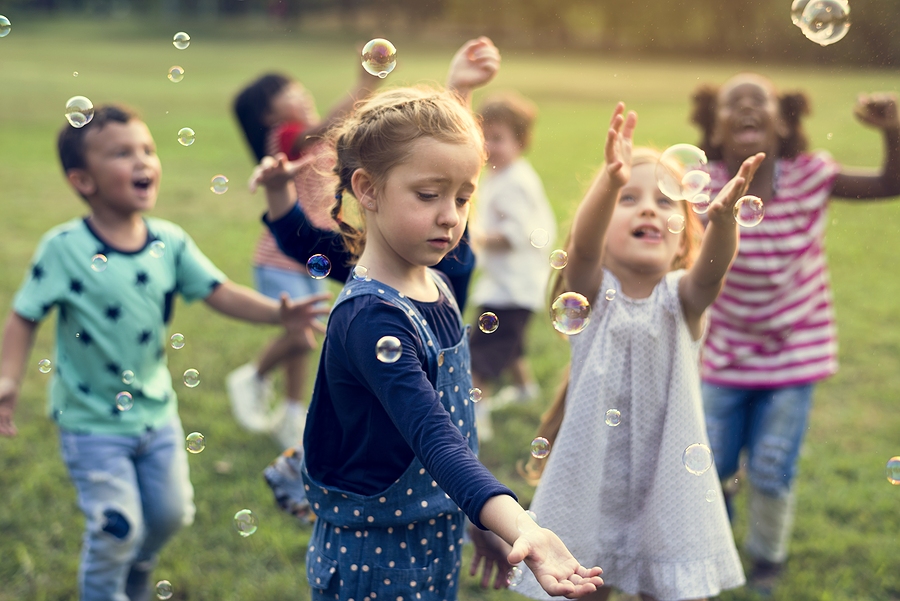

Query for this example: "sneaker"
[226,363,273,433]
[271,401,307,450]
[492,382,541,408]
[747,559,784,598]
[263,444,316,525]
[124,564,151,601]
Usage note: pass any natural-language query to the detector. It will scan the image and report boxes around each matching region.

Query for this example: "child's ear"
[67,169,96,198]
[351,169,377,211]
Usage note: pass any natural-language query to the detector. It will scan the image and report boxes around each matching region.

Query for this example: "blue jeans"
[59,419,195,601]
[701,383,813,498]
[254,265,325,301]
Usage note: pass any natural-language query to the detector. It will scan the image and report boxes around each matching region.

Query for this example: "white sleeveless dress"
[515,269,745,601]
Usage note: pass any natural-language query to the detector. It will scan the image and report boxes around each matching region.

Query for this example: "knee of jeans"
[88,506,143,562]
[748,434,795,497]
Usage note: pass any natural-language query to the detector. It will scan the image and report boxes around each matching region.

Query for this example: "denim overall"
[303,271,478,601]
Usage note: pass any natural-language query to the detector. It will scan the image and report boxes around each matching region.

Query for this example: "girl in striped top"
[690,73,900,594]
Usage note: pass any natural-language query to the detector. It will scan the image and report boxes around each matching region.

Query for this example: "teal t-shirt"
[13,217,226,435]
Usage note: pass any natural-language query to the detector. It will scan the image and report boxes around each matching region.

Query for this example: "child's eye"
[619,194,636,204]
[417,192,438,201]
[657,197,674,207]
[456,196,471,206]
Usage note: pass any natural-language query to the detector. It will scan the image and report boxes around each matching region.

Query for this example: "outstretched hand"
[705,152,766,226]
[278,292,331,350]
[508,527,604,598]
[604,102,637,188]
[248,154,302,194]
[446,37,501,99]
[469,524,514,589]
[0,377,19,437]
[854,92,900,132]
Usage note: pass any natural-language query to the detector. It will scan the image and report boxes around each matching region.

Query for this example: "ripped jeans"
[59,419,195,601]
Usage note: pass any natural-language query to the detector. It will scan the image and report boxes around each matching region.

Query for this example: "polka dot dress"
[515,270,745,601]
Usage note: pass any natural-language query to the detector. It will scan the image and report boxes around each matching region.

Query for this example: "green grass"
[1,18,900,601]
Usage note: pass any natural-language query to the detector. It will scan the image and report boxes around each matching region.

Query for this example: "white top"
[515,270,745,601]
[470,158,556,312]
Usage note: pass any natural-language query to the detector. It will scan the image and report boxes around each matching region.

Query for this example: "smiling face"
[483,120,523,171]
[712,74,788,161]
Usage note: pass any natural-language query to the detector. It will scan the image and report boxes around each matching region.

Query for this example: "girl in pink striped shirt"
[690,73,900,596]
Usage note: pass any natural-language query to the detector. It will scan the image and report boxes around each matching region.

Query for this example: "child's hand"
[706,152,765,226]
[509,527,604,598]
[278,292,331,349]
[469,524,514,589]
[248,154,301,194]
[446,37,501,96]
[0,377,20,437]
[854,93,900,132]
[603,102,637,189]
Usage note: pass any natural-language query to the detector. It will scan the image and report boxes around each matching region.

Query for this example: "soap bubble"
[605,289,617,301]
[549,249,568,270]
[550,292,591,335]
[656,144,709,201]
[306,254,331,279]
[886,456,900,485]
[65,96,94,128]
[183,369,200,388]
[167,66,184,83]
[122,370,135,385]
[667,214,686,234]
[91,254,108,272]
[530,437,551,459]
[681,170,712,200]
[233,509,259,537]
[691,193,711,215]
[507,565,525,587]
[469,388,483,402]
[149,240,166,258]
[376,336,402,363]
[210,175,228,194]
[478,312,499,334]
[116,391,134,412]
[516,512,538,533]
[0,15,10,37]
[605,409,621,427]
[73,71,78,77]
[351,265,370,281]
[170,333,185,349]
[530,228,550,248]
[800,0,851,46]
[177,127,195,146]
[734,195,765,227]
[173,31,190,49]
[38,359,52,374]
[361,38,397,78]
[682,443,713,475]
[525,510,539,526]
[155,580,173,600]
[705,489,717,503]
[186,432,205,453]
[791,0,811,25]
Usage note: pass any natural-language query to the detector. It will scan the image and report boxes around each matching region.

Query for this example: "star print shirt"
[13,217,226,435]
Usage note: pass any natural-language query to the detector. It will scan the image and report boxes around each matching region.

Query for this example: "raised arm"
[832,93,900,200]
[446,37,501,107]
[0,313,39,437]
[565,103,636,300]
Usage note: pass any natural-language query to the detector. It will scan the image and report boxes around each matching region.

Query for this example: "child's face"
[483,121,523,171]
[368,137,482,269]
[72,119,161,215]
[267,82,319,128]
[712,74,787,160]
[604,163,686,276]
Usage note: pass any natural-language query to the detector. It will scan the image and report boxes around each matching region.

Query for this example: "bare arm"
[249,154,301,220]
[0,313,39,437]
[832,93,900,200]
[679,153,765,339]
[446,37,501,107]
[566,103,636,301]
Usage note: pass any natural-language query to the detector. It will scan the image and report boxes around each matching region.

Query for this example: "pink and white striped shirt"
[701,152,840,388]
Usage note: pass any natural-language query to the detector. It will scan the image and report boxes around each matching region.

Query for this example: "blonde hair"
[520,147,702,485]
[328,86,486,260]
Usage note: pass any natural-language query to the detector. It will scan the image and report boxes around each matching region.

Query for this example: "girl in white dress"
[514,103,764,601]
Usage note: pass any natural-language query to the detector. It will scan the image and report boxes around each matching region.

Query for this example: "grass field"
[1,16,900,601]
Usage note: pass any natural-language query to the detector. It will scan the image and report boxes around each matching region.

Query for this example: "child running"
[690,73,900,595]
[514,103,763,601]
[252,85,605,601]
[0,105,327,601]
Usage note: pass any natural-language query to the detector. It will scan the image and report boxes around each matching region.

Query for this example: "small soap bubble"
[116,391,134,412]
[827,132,833,140]
[734,195,765,227]
[73,71,78,77]
[515,512,538,533]
[306,254,331,279]
[183,369,200,388]
[351,265,370,281]
[683,443,713,475]
[170,333,185,349]
[705,489,717,503]
[681,170,711,200]
[210,174,228,194]
[605,409,621,427]
[376,336,402,363]
[361,38,397,78]
[691,193,711,215]
[173,31,191,49]
[38,359,52,374]
[605,289,617,301]
[667,214,686,234]
[233,509,259,537]
[525,509,539,525]
[507,565,525,587]
[149,240,166,258]
[122,370,135,385]
[91,254,108,272]
[65,96,94,128]
[549,249,568,270]
[478,312,499,334]
[155,580,173,600]
[468,388,483,402]
[886,456,900,485]
[550,292,591,335]
[167,66,184,83]
[530,437,551,459]
[791,0,811,25]
[0,15,10,37]
[177,127,195,146]
[529,228,550,248]
[656,144,708,201]
[800,0,851,46]
[186,432,205,453]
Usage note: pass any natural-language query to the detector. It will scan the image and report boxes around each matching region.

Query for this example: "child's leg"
[59,430,146,601]
[700,383,753,519]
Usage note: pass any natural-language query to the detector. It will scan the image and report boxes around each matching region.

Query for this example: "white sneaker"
[475,401,494,442]
[492,383,541,408]
[271,401,307,450]
[226,363,273,433]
